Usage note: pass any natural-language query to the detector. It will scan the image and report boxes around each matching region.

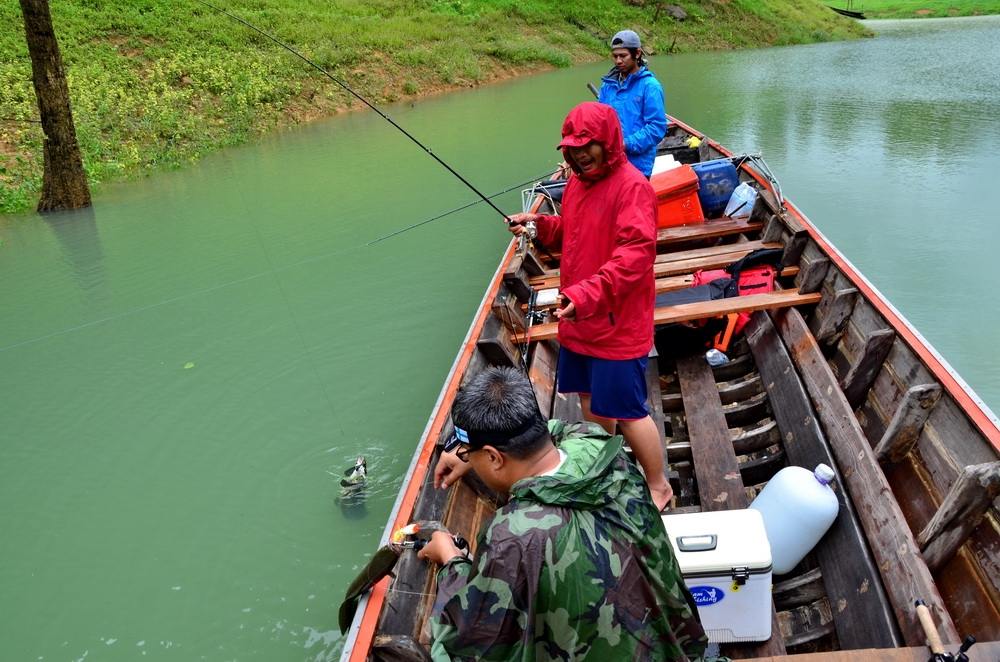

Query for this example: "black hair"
[451,367,550,459]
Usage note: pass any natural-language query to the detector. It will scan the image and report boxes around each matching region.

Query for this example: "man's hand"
[417,530,464,566]
[554,297,576,320]
[434,450,473,489]
[506,212,540,236]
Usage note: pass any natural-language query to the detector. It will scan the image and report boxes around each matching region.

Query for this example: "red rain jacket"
[535,102,657,360]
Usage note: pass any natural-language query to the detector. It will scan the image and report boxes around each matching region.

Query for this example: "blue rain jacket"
[598,66,667,177]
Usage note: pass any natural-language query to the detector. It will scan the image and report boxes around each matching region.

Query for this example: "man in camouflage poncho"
[419,366,706,661]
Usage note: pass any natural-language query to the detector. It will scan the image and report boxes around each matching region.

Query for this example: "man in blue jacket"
[598,30,667,178]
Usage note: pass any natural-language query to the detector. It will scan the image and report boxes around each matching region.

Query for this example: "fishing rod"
[367,169,556,246]
[194,0,514,225]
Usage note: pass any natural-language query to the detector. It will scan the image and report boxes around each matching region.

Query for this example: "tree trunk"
[19,0,91,212]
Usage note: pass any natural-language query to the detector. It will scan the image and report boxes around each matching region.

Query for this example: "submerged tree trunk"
[19,0,91,212]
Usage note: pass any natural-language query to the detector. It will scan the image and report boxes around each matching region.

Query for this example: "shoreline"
[1,1,870,214]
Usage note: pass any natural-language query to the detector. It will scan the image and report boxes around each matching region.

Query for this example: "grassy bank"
[0,0,867,213]
[858,1,1000,19]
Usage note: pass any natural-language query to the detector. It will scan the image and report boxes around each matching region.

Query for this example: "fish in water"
[336,456,368,518]
[341,456,367,493]
[338,544,400,634]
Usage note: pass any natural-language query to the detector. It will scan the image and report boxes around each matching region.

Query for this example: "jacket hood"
[557,102,627,181]
[510,436,627,509]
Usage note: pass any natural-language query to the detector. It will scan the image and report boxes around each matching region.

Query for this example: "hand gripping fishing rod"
[194,0,513,225]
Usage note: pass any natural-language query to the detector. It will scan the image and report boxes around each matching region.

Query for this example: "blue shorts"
[557,347,649,420]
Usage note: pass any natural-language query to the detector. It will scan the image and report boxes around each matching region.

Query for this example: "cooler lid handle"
[676,534,717,552]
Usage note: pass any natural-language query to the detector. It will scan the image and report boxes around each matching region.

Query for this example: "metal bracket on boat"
[733,153,784,211]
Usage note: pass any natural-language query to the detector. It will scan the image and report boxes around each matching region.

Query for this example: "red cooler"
[651,164,704,228]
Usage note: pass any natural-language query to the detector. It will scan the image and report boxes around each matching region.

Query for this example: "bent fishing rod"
[194,0,514,225]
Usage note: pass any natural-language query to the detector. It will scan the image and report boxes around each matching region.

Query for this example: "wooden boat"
[829,6,866,20]
[340,117,1000,661]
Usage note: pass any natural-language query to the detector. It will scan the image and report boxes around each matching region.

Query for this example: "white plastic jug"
[749,464,839,574]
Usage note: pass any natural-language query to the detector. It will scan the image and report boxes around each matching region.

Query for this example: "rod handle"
[915,599,946,655]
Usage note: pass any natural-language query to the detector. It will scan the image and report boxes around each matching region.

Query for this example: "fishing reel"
[915,599,977,662]
[390,520,469,555]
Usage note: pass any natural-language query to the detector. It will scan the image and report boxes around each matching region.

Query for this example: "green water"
[2,15,998,661]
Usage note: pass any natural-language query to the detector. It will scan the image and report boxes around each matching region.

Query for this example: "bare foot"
[650,484,674,513]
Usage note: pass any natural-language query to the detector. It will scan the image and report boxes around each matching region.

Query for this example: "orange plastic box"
[651,164,704,228]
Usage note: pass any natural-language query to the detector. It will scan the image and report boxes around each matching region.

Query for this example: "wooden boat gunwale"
[342,241,520,660]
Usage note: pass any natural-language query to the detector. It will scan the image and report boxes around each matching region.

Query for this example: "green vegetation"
[0,0,868,213]
[856,1,1000,19]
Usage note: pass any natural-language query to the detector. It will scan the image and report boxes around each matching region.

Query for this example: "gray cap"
[610,30,642,50]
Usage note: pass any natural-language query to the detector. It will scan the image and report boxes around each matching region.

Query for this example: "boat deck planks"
[676,354,787,657]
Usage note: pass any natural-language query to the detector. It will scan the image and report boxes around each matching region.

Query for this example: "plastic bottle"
[705,348,729,366]
[724,182,758,219]
[749,464,840,574]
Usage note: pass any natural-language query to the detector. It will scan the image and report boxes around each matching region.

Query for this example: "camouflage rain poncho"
[430,421,707,661]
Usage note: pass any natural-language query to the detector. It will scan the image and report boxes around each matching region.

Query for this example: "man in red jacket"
[508,101,672,510]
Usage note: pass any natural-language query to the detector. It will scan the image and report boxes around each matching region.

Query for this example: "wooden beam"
[677,355,745,511]
[532,266,800,298]
[656,218,762,244]
[692,290,817,325]
[490,291,525,332]
[809,285,859,345]
[874,384,943,464]
[918,461,1000,572]
[794,242,831,295]
[744,311,901,649]
[502,253,532,302]
[654,244,783,278]
[547,218,766,260]
[781,233,809,268]
[676,355,787,657]
[527,341,558,418]
[524,290,822,343]
[840,329,896,409]
[476,314,520,368]
[771,307,960,646]
[655,239,776,265]
[763,215,785,243]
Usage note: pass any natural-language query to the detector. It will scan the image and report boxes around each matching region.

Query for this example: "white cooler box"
[662,509,773,643]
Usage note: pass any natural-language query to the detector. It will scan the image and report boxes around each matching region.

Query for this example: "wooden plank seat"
[529,239,781,290]
[522,290,822,343]
[529,266,801,301]
[655,241,783,278]
[657,217,764,245]
[543,218,764,260]
[655,239,777,265]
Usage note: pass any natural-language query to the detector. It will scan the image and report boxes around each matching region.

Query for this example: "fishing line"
[366,169,555,246]
[193,0,514,226]
[0,167,546,355]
